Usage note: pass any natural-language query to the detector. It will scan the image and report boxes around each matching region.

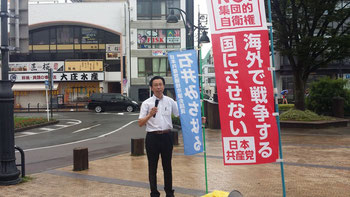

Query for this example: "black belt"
[150,129,171,134]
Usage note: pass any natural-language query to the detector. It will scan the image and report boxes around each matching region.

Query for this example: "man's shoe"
[165,189,175,197]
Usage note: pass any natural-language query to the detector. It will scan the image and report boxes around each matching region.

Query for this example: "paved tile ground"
[1,126,350,197]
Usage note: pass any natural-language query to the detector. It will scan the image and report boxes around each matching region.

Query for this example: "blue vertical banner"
[168,50,203,155]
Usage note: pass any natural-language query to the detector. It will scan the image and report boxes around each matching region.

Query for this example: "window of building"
[208,78,216,84]
[15,25,121,63]
[137,0,180,20]
[137,29,180,49]
[57,26,74,44]
[82,28,98,44]
[32,29,49,45]
[50,28,56,44]
[73,27,81,44]
[138,57,171,77]
[208,67,215,73]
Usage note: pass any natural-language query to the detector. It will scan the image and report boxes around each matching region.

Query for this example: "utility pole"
[0,0,21,185]
[48,68,53,119]
[186,0,194,49]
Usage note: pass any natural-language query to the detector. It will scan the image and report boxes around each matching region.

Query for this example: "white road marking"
[20,132,37,135]
[23,120,138,152]
[67,121,79,124]
[54,124,69,127]
[117,113,124,115]
[15,119,82,138]
[99,120,138,137]
[39,128,55,131]
[72,124,101,134]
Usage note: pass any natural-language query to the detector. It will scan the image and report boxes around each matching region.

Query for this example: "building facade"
[9,1,130,108]
[128,0,186,102]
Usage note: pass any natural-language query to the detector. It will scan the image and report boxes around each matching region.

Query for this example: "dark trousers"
[146,132,174,197]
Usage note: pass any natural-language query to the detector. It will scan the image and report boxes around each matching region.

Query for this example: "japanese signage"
[168,50,203,155]
[9,61,64,72]
[106,44,121,60]
[207,0,267,33]
[207,0,279,165]
[9,72,104,82]
[65,61,103,72]
[106,44,121,53]
[152,50,167,56]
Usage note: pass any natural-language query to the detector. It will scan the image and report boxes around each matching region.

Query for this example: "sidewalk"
[1,127,350,197]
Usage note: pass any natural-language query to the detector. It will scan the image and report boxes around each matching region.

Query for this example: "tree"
[270,0,350,110]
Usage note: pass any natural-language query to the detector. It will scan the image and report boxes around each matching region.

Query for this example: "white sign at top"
[206,0,267,34]
[9,61,64,73]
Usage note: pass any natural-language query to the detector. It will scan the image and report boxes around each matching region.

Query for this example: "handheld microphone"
[153,99,159,118]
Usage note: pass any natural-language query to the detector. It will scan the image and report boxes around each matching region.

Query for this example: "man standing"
[138,76,179,197]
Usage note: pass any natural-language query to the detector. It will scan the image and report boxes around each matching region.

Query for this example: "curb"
[280,119,349,129]
[15,120,60,133]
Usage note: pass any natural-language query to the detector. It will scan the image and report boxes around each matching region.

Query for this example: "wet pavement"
[1,125,350,197]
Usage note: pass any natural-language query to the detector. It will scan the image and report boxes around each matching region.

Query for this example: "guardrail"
[15,102,89,112]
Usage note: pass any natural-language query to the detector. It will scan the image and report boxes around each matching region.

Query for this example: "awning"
[12,83,59,91]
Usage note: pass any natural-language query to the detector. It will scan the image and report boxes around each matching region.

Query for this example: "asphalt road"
[14,111,146,175]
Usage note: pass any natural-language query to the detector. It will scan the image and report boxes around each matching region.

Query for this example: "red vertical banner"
[207,0,279,165]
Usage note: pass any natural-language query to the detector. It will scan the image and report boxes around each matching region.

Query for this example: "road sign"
[45,80,49,90]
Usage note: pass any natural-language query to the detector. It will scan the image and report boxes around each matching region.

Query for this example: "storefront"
[9,60,105,108]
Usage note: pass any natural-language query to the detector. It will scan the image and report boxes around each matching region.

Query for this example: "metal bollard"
[27,103,30,112]
[171,131,179,146]
[73,147,89,171]
[37,103,40,112]
[131,138,145,156]
[228,190,243,197]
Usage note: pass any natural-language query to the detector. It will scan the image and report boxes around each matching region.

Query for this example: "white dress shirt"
[139,95,179,132]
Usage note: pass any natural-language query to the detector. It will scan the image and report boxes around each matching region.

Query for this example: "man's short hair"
[149,76,165,87]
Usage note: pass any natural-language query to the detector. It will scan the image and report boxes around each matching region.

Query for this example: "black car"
[87,93,139,113]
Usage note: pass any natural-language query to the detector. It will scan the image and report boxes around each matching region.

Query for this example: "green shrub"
[172,115,181,126]
[280,109,334,121]
[278,104,294,111]
[14,117,51,129]
[306,77,350,115]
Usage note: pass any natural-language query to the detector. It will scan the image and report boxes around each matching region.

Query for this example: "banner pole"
[199,47,209,194]
[267,0,287,196]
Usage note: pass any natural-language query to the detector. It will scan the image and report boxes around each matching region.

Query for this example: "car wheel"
[95,106,103,113]
[126,105,134,112]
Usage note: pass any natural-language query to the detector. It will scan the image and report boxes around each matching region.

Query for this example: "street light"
[167,7,210,76]
[0,0,21,185]
[167,7,210,50]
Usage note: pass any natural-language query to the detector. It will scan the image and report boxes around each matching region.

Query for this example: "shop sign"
[207,0,278,165]
[9,61,64,72]
[152,50,167,56]
[65,61,103,72]
[10,72,104,82]
[106,44,121,53]
[167,37,181,44]
[106,52,121,60]
[147,37,165,43]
